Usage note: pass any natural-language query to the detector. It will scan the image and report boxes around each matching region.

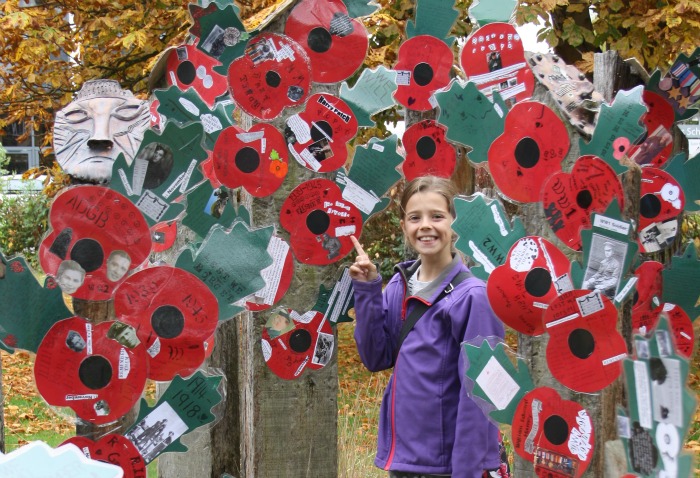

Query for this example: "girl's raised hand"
[349,236,378,282]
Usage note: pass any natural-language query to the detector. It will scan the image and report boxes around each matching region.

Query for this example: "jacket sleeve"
[352,275,399,372]
[450,281,506,477]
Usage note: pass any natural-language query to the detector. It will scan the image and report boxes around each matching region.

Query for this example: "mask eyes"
[113,103,146,121]
[62,108,90,124]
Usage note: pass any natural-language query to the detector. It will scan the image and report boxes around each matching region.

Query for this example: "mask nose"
[87,115,114,150]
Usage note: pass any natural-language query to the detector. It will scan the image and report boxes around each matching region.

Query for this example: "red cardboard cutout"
[114,266,219,381]
[213,123,288,197]
[151,221,178,253]
[627,90,675,167]
[489,101,568,203]
[544,290,627,393]
[285,0,368,84]
[393,35,453,111]
[460,22,534,105]
[39,186,152,301]
[61,434,146,478]
[631,260,664,336]
[511,387,594,478]
[637,167,684,254]
[541,156,624,251]
[487,236,572,336]
[287,93,358,173]
[401,119,456,181]
[279,178,362,265]
[634,303,695,359]
[34,317,148,424]
[165,44,228,107]
[261,309,334,380]
[227,33,311,121]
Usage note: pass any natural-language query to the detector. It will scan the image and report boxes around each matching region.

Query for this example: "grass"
[1,323,697,477]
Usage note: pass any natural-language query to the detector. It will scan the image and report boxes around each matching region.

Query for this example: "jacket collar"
[395,254,465,305]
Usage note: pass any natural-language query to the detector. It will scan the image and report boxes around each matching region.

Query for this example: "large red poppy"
[489,101,568,203]
[284,0,368,84]
[164,44,228,107]
[637,167,684,254]
[401,119,456,181]
[393,35,453,111]
[34,317,148,424]
[227,33,311,121]
[213,123,288,196]
[38,186,152,301]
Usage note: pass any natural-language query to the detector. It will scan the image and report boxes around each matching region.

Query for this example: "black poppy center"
[576,190,593,209]
[151,305,185,339]
[416,136,436,160]
[544,415,569,445]
[524,267,552,297]
[177,61,196,85]
[308,27,332,53]
[70,238,104,272]
[306,210,331,235]
[266,71,282,88]
[568,328,595,359]
[514,137,540,169]
[236,147,260,173]
[79,355,113,390]
[289,329,312,352]
[413,62,434,87]
[640,194,662,219]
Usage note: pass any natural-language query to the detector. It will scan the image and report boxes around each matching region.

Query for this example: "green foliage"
[0,185,50,270]
[0,144,7,175]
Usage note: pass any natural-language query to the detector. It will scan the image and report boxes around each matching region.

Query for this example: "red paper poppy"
[165,44,228,107]
[286,93,358,173]
[245,235,294,311]
[393,35,453,111]
[635,303,695,359]
[487,236,571,336]
[460,22,535,105]
[627,90,675,167]
[150,99,163,130]
[279,178,363,265]
[34,317,149,424]
[637,167,684,254]
[61,434,146,478]
[261,308,334,380]
[114,265,219,381]
[489,101,568,203]
[201,151,222,189]
[511,387,594,477]
[227,33,311,121]
[401,119,456,181]
[631,260,664,336]
[544,290,627,393]
[213,123,288,197]
[38,186,152,301]
[284,0,368,84]
[541,156,624,251]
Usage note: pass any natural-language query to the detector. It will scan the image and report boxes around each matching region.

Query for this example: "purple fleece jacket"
[352,255,505,477]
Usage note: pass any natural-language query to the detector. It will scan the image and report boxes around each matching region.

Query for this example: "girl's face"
[400,191,454,265]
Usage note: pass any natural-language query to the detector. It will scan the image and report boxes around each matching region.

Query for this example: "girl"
[349,176,505,478]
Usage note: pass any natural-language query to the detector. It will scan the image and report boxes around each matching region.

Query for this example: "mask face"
[54,79,150,183]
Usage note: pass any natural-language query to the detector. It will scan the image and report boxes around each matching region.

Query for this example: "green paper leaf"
[405,0,457,45]
[110,122,208,226]
[175,223,273,322]
[192,3,254,75]
[435,81,506,165]
[181,182,249,239]
[154,86,235,151]
[341,0,380,17]
[620,316,697,477]
[463,339,534,424]
[452,193,525,280]
[312,267,355,325]
[570,201,638,304]
[579,85,647,175]
[339,66,397,128]
[468,0,518,26]
[663,151,700,212]
[0,253,72,353]
[127,371,223,462]
[662,243,700,322]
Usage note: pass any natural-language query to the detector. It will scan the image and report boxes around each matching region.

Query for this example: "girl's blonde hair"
[399,176,457,219]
